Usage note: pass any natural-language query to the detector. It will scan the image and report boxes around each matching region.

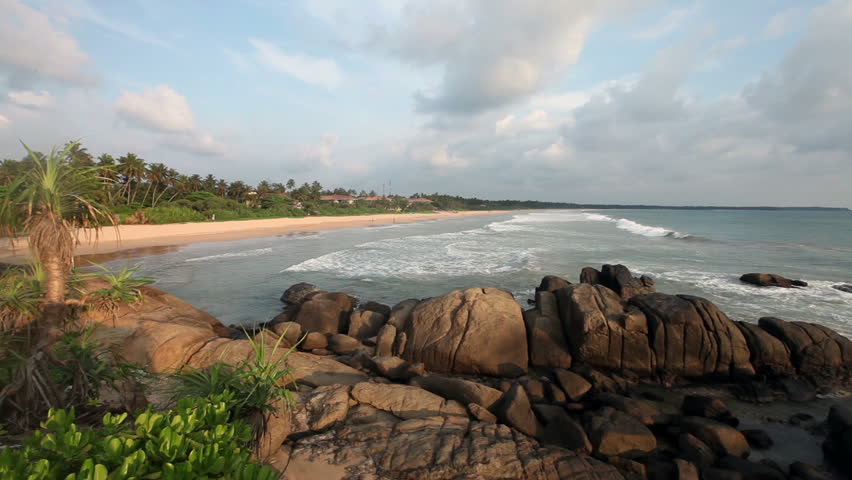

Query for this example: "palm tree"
[257,180,271,196]
[215,179,228,197]
[96,154,118,204]
[285,179,296,192]
[0,143,115,337]
[64,141,93,168]
[145,163,169,207]
[0,159,19,186]
[188,174,203,193]
[228,181,248,202]
[203,174,217,192]
[117,153,147,205]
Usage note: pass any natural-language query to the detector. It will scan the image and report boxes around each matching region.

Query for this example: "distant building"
[407,197,432,204]
[319,194,356,204]
[359,196,385,201]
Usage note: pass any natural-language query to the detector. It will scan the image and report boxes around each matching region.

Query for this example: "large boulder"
[494,383,540,437]
[757,317,852,380]
[411,375,504,410]
[350,382,468,419]
[293,292,356,334]
[402,288,528,377]
[524,291,572,369]
[556,283,655,375]
[536,275,571,293]
[735,322,794,376]
[629,294,754,378]
[833,284,852,294]
[281,282,322,305]
[740,273,807,288]
[680,417,750,458]
[386,298,419,331]
[347,309,387,340]
[599,264,656,299]
[582,407,657,458]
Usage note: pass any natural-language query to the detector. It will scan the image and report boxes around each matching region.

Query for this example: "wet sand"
[0,211,508,264]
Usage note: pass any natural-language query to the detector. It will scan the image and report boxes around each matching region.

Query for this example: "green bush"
[0,393,277,480]
[142,205,206,224]
[73,263,153,310]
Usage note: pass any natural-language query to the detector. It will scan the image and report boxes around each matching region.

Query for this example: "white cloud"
[249,39,342,89]
[7,90,54,109]
[115,84,196,133]
[0,114,9,127]
[61,0,171,48]
[632,7,694,39]
[299,133,339,168]
[0,0,96,87]
[164,132,227,157]
[425,145,470,169]
[495,109,554,135]
[764,8,803,39]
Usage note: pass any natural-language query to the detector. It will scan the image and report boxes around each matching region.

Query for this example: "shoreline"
[0,210,509,264]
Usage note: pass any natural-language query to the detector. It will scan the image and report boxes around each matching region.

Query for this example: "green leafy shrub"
[142,205,205,224]
[171,332,297,418]
[0,267,42,329]
[0,393,278,479]
[74,263,153,310]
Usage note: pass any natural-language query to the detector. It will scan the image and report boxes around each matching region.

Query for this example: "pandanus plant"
[0,142,116,341]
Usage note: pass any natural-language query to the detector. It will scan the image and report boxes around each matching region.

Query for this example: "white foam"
[584,213,616,222]
[185,247,273,263]
[583,212,692,239]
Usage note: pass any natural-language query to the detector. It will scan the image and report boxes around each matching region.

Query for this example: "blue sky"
[1,0,849,206]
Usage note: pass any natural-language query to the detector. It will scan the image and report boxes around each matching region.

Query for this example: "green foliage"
[0,394,278,480]
[142,205,205,224]
[0,266,42,329]
[171,332,297,418]
[74,263,153,309]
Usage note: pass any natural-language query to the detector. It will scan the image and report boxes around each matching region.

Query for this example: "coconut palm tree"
[215,179,228,197]
[0,142,115,337]
[203,174,217,192]
[117,153,147,205]
[0,159,19,186]
[145,163,169,207]
[64,141,93,168]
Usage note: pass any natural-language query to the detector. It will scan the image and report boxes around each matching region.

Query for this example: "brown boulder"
[740,273,807,288]
[403,287,528,377]
[468,403,497,423]
[347,309,387,340]
[680,417,750,458]
[736,321,794,376]
[599,264,656,299]
[270,321,303,346]
[374,324,396,357]
[534,403,592,452]
[361,300,391,316]
[290,385,351,437]
[350,382,468,419]
[371,356,421,381]
[301,331,328,350]
[536,275,572,293]
[328,333,361,354]
[758,317,852,379]
[293,292,356,334]
[553,368,592,402]
[281,282,322,305]
[386,298,419,331]
[494,383,540,437]
[282,352,368,387]
[580,267,601,285]
[583,406,657,458]
[525,291,572,369]
[411,375,504,410]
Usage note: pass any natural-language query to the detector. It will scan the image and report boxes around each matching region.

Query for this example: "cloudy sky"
[1,0,850,207]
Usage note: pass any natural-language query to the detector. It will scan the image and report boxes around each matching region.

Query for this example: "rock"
[533,404,592,452]
[580,267,601,285]
[832,284,852,294]
[350,382,468,419]
[740,273,806,288]
[361,301,391,316]
[374,324,396,357]
[736,321,794,376]
[789,461,837,480]
[536,275,571,293]
[494,383,540,437]
[411,375,504,410]
[290,385,351,437]
[629,293,754,377]
[758,317,852,380]
[827,404,852,434]
[607,456,646,479]
[582,407,657,458]
[468,403,497,423]
[345,404,399,426]
[301,331,328,350]
[702,468,743,480]
[403,287,528,377]
[681,395,737,426]
[678,433,716,469]
[777,377,817,402]
[523,378,547,403]
[525,291,572,369]
[328,333,361,354]
[271,321,303,346]
[546,383,567,404]
[591,393,664,426]
[553,368,592,402]
[283,352,368,387]
[393,331,407,357]
[372,356,420,381]
[742,429,773,449]
[282,414,624,480]
[716,456,786,480]
[599,264,656,299]
[293,292,356,334]
[673,459,699,480]
[251,398,292,461]
[386,298,419,331]
[281,282,322,305]
[347,310,387,340]
[680,417,750,458]
[310,348,332,356]
[556,284,655,375]
[824,404,852,476]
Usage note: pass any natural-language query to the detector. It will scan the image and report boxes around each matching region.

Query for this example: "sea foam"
[584,212,693,239]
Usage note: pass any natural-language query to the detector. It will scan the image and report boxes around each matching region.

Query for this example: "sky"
[0,0,850,207]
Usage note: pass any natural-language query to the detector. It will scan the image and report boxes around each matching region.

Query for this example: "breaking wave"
[583,212,697,240]
[185,247,273,262]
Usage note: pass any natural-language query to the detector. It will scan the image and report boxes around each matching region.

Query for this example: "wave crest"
[583,212,696,240]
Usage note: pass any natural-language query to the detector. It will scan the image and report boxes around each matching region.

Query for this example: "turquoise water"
[104,209,852,336]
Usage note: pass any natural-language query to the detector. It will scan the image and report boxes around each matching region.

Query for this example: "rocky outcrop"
[536,275,571,293]
[402,287,528,377]
[832,284,852,294]
[524,290,572,369]
[583,407,657,458]
[410,375,503,410]
[293,292,357,334]
[347,309,387,340]
[823,404,852,476]
[280,282,322,305]
[579,264,655,300]
[740,273,808,288]
[350,382,468,419]
[758,317,852,382]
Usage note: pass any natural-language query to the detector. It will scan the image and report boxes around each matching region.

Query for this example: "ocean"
[103,209,852,336]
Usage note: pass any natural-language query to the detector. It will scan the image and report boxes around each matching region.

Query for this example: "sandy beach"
[0,211,508,264]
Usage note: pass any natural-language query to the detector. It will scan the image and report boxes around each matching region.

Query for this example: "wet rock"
[495,383,540,437]
[301,331,328,350]
[411,375,504,410]
[823,404,852,476]
[832,284,852,294]
[403,287,528,377]
[789,461,837,480]
[533,403,592,452]
[554,368,592,402]
[680,417,750,458]
[281,282,322,305]
[350,382,467,419]
[348,310,387,341]
[777,377,817,402]
[536,275,572,293]
[374,324,396,357]
[681,395,737,426]
[716,456,786,480]
[293,292,356,334]
[583,406,657,458]
[742,429,773,449]
[328,333,361,354]
[740,273,806,288]
[467,403,497,423]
